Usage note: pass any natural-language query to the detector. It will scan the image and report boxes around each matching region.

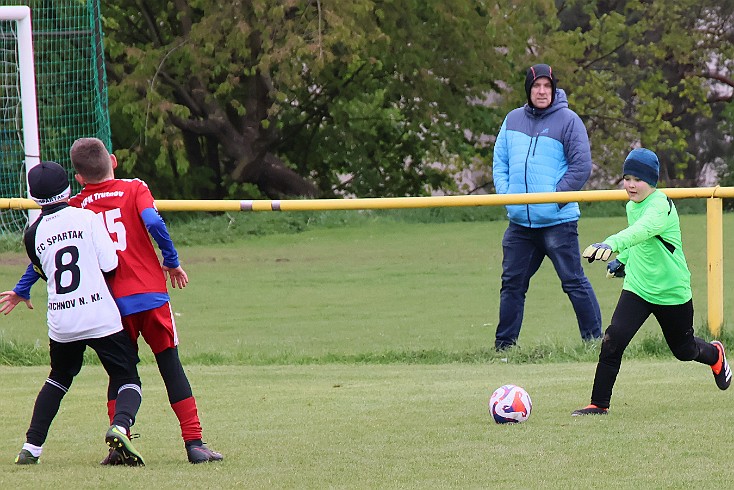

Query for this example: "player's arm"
[0,290,32,315]
[0,263,40,314]
[141,207,188,289]
[603,199,668,253]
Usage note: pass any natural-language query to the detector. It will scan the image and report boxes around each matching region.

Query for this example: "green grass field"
[1,212,733,488]
[2,362,733,488]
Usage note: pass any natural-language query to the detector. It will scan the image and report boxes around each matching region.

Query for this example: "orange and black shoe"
[571,404,608,416]
[711,341,732,391]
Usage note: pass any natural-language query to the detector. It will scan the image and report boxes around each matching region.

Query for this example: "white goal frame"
[1,6,40,221]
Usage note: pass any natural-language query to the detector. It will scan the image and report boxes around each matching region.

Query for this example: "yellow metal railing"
[3,186,731,335]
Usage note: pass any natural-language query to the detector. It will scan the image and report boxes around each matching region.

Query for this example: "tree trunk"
[238,153,319,198]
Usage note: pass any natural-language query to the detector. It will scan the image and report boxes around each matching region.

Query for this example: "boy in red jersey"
[3,138,222,464]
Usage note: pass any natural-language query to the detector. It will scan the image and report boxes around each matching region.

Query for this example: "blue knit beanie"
[623,148,659,187]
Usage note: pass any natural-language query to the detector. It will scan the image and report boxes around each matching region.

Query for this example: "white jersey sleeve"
[27,206,123,342]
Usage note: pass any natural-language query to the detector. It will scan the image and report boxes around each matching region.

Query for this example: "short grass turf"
[1,361,732,489]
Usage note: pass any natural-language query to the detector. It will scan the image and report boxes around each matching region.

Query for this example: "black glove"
[606,259,625,278]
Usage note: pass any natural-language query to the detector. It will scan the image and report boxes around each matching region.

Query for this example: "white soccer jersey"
[25,205,123,342]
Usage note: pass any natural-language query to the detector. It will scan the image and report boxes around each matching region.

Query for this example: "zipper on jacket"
[523,136,535,226]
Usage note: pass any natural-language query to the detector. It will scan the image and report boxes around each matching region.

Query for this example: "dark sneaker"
[571,404,608,416]
[100,448,124,466]
[14,449,39,465]
[105,426,145,466]
[711,341,732,391]
[186,442,223,464]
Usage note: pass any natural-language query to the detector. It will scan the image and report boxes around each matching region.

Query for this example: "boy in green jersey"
[572,148,730,416]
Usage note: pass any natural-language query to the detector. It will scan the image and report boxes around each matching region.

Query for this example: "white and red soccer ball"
[489,384,532,424]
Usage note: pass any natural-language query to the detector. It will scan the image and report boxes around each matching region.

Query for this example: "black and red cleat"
[186,442,223,464]
[711,341,732,391]
[571,404,608,416]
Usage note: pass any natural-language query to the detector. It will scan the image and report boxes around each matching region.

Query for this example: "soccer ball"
[489,384,532,424]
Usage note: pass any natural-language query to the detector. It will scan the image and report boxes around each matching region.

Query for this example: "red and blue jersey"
[15,178,179,317]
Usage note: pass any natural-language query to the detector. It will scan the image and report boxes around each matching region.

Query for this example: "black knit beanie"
[28,161,71,205]
[525,64,556,108]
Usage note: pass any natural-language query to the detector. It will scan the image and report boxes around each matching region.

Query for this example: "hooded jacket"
[492,89,592,228]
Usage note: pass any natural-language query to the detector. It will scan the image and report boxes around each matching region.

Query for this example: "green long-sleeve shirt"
[603,189,692,305]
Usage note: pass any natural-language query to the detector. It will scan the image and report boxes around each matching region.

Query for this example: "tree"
[103,1,733,198]
[553,0,734,187]
[103,1,558,199]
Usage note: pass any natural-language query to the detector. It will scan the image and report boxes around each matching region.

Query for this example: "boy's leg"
[92,331,142,430]
[19,340,84,462]
[654,301,730,389]
[156,347,223,463]
[91,331,145,466]
[589,291,650,409]
[135,304,223,463]
[654,300,716,363]
[104,319,141,428]
[133,305,202,441]
[156,346,200,439]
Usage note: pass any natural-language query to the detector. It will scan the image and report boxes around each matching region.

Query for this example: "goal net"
[0,1,111,233]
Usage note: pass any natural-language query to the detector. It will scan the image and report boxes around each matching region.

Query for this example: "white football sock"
[22,442,42,457]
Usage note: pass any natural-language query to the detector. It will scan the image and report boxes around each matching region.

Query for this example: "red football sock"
[171,397,202,442]
[107,399,116,425]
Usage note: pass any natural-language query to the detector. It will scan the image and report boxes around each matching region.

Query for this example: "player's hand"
[606,259,626,279]
[582,243,613,263]
[163,265,189,289]
[0,290,33,315]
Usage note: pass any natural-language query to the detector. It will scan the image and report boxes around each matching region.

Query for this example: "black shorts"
[49,330,140,384]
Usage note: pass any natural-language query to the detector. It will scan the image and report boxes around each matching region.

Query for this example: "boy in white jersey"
[2,161,145,465]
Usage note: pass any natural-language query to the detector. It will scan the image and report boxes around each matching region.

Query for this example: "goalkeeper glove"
[606,259,625,278]
[582,243,612,263]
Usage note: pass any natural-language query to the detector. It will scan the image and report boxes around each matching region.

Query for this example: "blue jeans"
[495,221,602,349]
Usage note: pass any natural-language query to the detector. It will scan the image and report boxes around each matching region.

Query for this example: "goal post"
[0,5,41,224]
[0,1,113,233]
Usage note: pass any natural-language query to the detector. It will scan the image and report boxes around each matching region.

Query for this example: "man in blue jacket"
[492,63,602,350]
